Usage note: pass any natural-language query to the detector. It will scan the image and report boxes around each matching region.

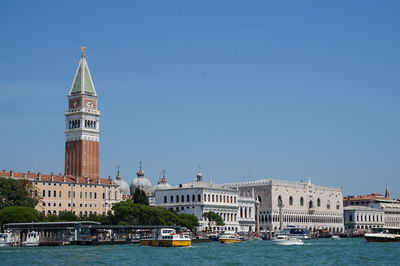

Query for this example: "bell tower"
[64,47,100,180]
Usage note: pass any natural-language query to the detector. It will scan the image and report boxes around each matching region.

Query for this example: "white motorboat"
[23,231,40,247]
[331,235,340,239]
[0,231,15,247]
[364,227,400,242]
[280,226,310,240]
[272,235,303,245]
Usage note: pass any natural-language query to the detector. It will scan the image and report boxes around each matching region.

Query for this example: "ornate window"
[327,200,331,209]
[300,197,304,206]
[309,200,313,209]
[317,198,321,207]
[336,201,340,210]
[289,196,293,206]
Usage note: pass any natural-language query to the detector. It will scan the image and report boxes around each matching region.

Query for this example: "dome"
[130,161,153,196]
[114,165,130,195]
[154,170,172,190]
[115,179,130,195]
[131,176,152,188]
[154,182,172,190]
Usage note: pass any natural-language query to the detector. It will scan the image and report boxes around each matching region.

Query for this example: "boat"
[280,226,310,240]
[331,235,340,239]
[140,228,191,247]
[23,231,40,247]
[0,231,15,247]
[272,235,303,245]
[364,227,400,242]
[219,232,241,244]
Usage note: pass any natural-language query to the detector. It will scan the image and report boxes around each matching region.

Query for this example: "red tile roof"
[0,170,115,185]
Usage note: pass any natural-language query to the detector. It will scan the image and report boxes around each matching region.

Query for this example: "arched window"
[187,195,190,202]
[192,194,196,202]
[176,195,179,203]
[317,198,321,207]
[198,194,201,202]
[208,194,210,201]
[181,195,184,202]
[327,200,331,209]
[336,201,340,210]
[309,200,313,209]
[278,195,283,205]
[164,196,167,203]
[289,196,293,206]
[170,195,173,203]
[300,197,304,206]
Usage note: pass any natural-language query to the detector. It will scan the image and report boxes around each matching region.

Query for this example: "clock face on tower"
[86,100,93,108]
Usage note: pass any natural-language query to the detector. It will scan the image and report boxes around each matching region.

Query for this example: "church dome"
[115,179,130,195]
[114,165,130,195]
[154,170,172,190]
[130,162,153,196]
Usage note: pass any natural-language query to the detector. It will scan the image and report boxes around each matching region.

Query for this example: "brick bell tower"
[64,47,100,180]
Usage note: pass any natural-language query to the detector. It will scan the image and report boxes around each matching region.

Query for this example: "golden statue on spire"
[81,46,86,57]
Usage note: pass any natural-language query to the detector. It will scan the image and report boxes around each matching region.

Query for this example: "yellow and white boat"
[219,232,241,244]
[140,228,191,247]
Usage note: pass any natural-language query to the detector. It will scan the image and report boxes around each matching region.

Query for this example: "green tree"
[0,206,39,224]
[0,177,36,209]
[58,211,78,221]
[177,213,199,232]
[202,211,224,230]
[132,188,149,205]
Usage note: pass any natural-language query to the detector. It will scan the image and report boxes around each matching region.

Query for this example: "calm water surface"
[1,238,399,265]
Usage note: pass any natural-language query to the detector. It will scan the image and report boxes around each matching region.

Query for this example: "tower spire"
[69,47,97,95]
[116,164,121,180]
[385,185,390,199]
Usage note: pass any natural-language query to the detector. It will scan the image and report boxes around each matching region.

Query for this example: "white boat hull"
[272,239,303,245]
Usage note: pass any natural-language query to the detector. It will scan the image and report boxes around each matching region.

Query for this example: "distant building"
[224,178,344,233]
[1,170,121,216]
[344,189,400,229]
[154,172,256,232]
[343,206,385,231]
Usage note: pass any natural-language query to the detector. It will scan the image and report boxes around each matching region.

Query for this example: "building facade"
[224,178,344,233]
[344,191,400,229]
[154,173,256,232]
[343,206,385,231]
[1,171,121,216]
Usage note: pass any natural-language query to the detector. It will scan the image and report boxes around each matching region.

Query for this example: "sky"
[0,1,399,197]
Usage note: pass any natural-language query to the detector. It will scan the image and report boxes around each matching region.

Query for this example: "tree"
[177,214,199,232]
[132,188,149,205]
[0,206,39,224]
[202,211,224,230]
[0,177,36,209]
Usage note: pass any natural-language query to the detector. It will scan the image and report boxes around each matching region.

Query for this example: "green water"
[1,238,398,265]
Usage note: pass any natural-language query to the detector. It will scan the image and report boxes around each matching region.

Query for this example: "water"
[0,238,399,266]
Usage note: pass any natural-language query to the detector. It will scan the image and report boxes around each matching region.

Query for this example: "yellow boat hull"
[219,239,241,244]
[140,239,192,247]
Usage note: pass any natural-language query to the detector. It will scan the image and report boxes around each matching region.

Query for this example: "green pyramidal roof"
[69,52,97,95]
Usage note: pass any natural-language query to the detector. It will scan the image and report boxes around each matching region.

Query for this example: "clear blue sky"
[0,1,399,197]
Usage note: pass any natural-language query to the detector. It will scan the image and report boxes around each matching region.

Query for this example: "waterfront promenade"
[1,238,398,265]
